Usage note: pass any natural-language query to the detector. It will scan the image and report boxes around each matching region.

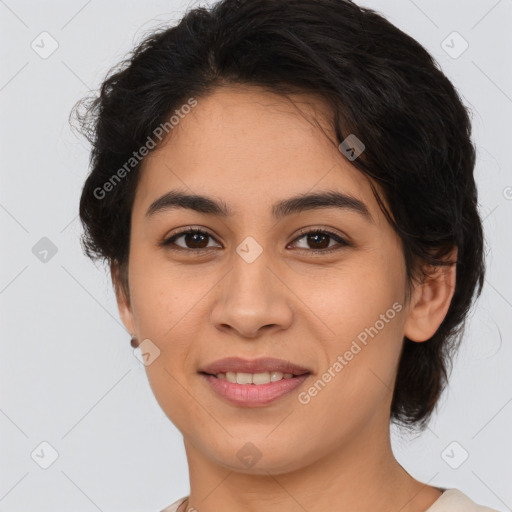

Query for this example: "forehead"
[134,85,386,225]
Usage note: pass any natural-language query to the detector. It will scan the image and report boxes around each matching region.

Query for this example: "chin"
[204,436,317,476]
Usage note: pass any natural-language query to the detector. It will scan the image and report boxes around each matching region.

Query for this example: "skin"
[113,84,457,512]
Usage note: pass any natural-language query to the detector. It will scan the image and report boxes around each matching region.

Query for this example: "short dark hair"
[74,0,485,431]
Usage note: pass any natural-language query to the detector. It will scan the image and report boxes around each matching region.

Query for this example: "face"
[115,84,426,474]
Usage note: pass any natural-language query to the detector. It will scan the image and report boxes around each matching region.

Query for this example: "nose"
[210,249,294,338]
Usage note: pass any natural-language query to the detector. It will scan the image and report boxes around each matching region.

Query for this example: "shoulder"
[160,495,188,512]
[426,489,500,512]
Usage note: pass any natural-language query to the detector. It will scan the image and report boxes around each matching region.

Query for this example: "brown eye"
[290,229,350,253]
[162,229,220,251]
[181,232,209,249]
[161,227,349,254]
[305,232,330,249]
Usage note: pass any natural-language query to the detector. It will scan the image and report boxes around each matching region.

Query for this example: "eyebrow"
[145,189,373,223]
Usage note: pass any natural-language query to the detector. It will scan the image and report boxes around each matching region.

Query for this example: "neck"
[178,417,441,512]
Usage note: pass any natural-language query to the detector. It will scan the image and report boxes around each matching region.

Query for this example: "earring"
[130,335,139,348]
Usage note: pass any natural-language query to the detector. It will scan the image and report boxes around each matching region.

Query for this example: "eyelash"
[160,227,350,254]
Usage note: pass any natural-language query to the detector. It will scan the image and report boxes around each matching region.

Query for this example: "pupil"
[187,233,207,248]
[309,234,328,249]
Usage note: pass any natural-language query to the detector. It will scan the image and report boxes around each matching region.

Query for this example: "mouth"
[198,356,312,380]
[199,371,310,386]
[199,370,310,385]
[197,357,312,405]
[199,370,311,406]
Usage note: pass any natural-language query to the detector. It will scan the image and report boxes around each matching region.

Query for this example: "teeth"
[216,371,295,384]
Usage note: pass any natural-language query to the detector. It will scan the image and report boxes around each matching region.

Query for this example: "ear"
[404,246,458,342]
[111,260,136,336]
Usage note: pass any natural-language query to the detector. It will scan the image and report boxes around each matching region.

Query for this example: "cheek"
[293,255,405,339]
[128,264,198,427]
[300,257,406,396]
[128,257,192,335]
[297,299,405,438]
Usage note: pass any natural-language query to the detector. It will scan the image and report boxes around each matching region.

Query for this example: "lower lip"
[200,373,310,407]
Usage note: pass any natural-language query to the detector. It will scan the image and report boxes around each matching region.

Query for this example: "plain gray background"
[0,0,511,510]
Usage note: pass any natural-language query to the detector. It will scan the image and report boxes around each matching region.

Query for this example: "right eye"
[161,228,222,251]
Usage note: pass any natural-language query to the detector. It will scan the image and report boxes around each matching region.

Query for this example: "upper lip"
[199,357,311,376]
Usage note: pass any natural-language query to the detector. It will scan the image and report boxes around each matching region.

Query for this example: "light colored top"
[160,488,500,512]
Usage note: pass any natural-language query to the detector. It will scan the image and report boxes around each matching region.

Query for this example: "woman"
[75,0,498,510]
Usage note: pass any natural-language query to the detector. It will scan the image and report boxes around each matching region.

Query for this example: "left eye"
[161,228,349,253]
[290,229,349,252]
